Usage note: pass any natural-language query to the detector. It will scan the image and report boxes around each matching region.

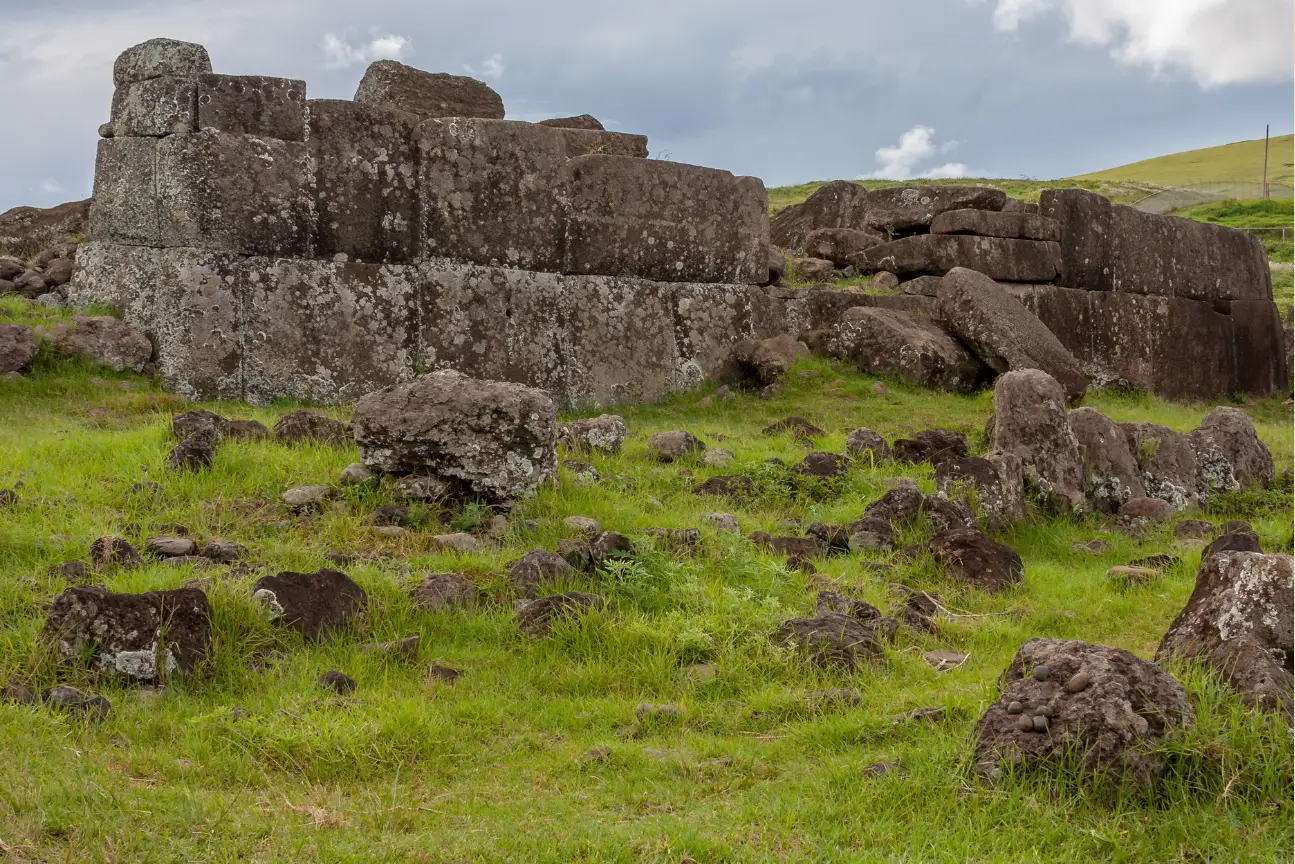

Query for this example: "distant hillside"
[1073,134,1294,188]
[766,177,1153,215]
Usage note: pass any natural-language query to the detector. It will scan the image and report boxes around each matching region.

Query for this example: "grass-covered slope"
[767,177,1155,215]
[0,298,1292,861]
[1075,135,1295,188]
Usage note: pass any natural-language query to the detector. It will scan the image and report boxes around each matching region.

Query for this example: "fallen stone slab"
[791,257,834,283]
[252,569,366,641]
[930,208,1061,242]
[899,275,942,297]
[864,186,1007,233]
[354,60,504,120]
[769,180,870,250]
[990,370,1085,513]
[538,114,604,130]
[852,235,1061,282]
[937,267,1086,403]
[803,227,886,266]
[825,307,987,392]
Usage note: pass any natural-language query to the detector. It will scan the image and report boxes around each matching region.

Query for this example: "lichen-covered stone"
[773,613,885,670]
[113,38,212,87]
[1069,406,1145,513]
[1187,406,1275,492]
[551,128,648,159]
[934,452,1026,530]
[558,414,628,455]
[825,307,987,392]
[769,180,870,250]
[991,370,1086,513]
[865,186,1007,233]
[113,76,197,137]
[90,138,160,246]
[354,61,504,120]
[1119,422,1207,511]
[852,235,1061,282]
[197,74,306,141]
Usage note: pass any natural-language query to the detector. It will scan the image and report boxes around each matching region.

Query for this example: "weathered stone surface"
[733,334,807,387]
[773,613,885,669]
[974,638,1193,783]
[0,324,38,373]
[558,414,628,454]
[411,573,479,612]
[648,430,705,462]
[990,370,1085,513]
[1119,422,1207,511]
[1001,198,1039,214]
[1119,496,1175,522]
[538,114,604,130]
[1158,552,1293,713]
[1188,406,1274,492]
[46,316,152,373]
[935,453,1026,530]
[766,247,786,285]
[825,307,986,391]
[41,585,210,680]
[562,155,768,285]
[43,257,75,287]
[845,427,890,463]
[693,475,755,497]
[892,429,969,464]
[90,138,160,245]
[551,128,648,159]
[168,437,214,471]
[90,535,141,569]
[769,180,870,250]
[852,235,1061,282]
[156,130,309,256]
[419,118,566,270]
[1204,528,1263,558]
[803,227,886,266]
[197,74,306,141]
[273,410,349,445]
[1069,407,1145,513]
[305,99,418,263]
[172,409,229,444]
[228,419,268,440]
[930,208,1060,242]
[509,550,575,598]
[252,569,366,641]
[937,267,1086,402]
[517,592,606,637]
[795,452,850,480]
[1230,299,1290,396]
[113,76,197,137]
[146,536,198,558]
[281,484,330,508]
[791,257,834,283]
[864,484,925,526]
[929,528,1023,591]
[355,61,504,120]
[113,38,211,87]
[865,186,1007,233]
[352,369,557,502]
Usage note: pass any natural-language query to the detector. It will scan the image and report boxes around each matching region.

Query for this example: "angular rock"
[113,76,197,137]
[339,462,375,486]
[769,180,870,250]
[45,685,112,718]
[226,419,268,441]
[1119,496,1175,523]
[558,414,628,455]
[0,324,39,374]
[733,334,807,387]
[930,208,1061,242]
[937,268,1086,402]
[355,61,504,120]
[411,573,479,612]
[113,38,211,87]
[251,569,366,641]
[795,451,850,480]
[43,257,76,287]
[773,613,884,670]
[929,528,1024,591]
[509,550,575,598]
[1174,519,1215,540]
[864,186,1007,233]
[1157,551,1293,713]
[845,427,890,463]
[146,536,198,558]
[762,416,824,439]
[89,139,161,245]
[1120,422,1207,511]
[200,540,246,563]
[923,495,978,531]
[766,246,786,285]
[431,533,478,553]
[791,257,834,283]
[538,114,604,130]
[852,235,1062,282]
[935,453,1026,530]
[1069,407,1145,513]
[41,585,211,680]
[317,670,356,695]
[702,512,741,533]
[196,74,306,141]
[974,638,1193,783]
[48,316,152,373]
[815,590,885,623]
[804,227,886,266]
[1187,407,1275,492]
[1203,529,1263,558]
[694,474,755,498]
[273,412,350,449]
[825,307,986,392]
[648,430,706,462]
[14,271,48,299]
[90,535,141,569]
[172,409,229,445]
[892,428,969,464]
[990,370,1085,513]
[517,592,606,637]
[865,485,925,526]
[550,128,648,159]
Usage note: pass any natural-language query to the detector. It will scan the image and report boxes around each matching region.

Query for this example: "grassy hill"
[767,177,1156,215]
[1075,135,1295,188]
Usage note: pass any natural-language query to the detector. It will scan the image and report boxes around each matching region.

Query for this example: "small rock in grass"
[693,475,755,498]
[372,505,412,527]
[426,662,461,685]
[509,550,575,597]
[374,526,407,538]
[808,687,862,709]
[432,533,478,553]
[1108,565,1158,585]
[171,409,229,444]
[227,419,269,440]
[516,592,606,637]
[282,484,331,509]
[146,536,198,558]
[862,760,906,777]
[339,462,375,486]
[167,438,214,471]
[648,430,705,462]
[636,703,682,721]
[702,448,734,467]
[557,414,628,455]
[701,512,740,533]
[762,416,824,439]
[393,475,450,501]
[360,635,420,660]
[1174,519,1214,540]
[318,670,356,695]
[562,459,599,484]
[57,561,90,581]
[273,410,349,445]
[580,746,612,764]
[563,515,601,537]
[1119,496,1175,523]
[590,530,634,564]
[200,540,246,562]
[89,535,140,569]
[924,650,968,671]
[45,685,111,718]
[411,573,478,612]
[3,680,36,703]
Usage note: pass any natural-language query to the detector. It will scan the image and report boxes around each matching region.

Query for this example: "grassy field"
[1074,135,1295,188]
[767,178,1157,215]
[0,296,1291,862]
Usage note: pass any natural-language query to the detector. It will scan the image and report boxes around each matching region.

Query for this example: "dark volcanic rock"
[90,535,141,569]
[509,550,575,598]
[769,180,870,250]
[516,592,606,638]
[1202,529,1263,558]
[228,419,270,440]
[45,685,112,718]
[825,307,987,392]
[795,451,850,480]
[648,430,706,462]
[923,495,978,531]
[558,414,628,455]
[929,528,1024,591]
[693,475,755,497]
[762,417,825,439]
[411,573,479,612]
[864,186,1007,233]
[273,409,349,445]
[991,370,1085,513]
[1120,422,1207,511]
[733,334,808,387]
[845,427,891,463]
[974,638,1194,783]
[803,226,886,266]
[852,235,1061,282]
[41,585,211,680]
[773,613,885,670]
[1069,407,1145,513]
[753,534,827,559]
[318,670,356,695]
[864,485,925,525]
[354,60,504,120]
[167,437,214,471]
[538,114,604,130]
[893,428,969,465]
[172,409,229,445]
[1187,406,1275,492]
[47,316,153,373]
[930,208,1060,241]
[934,453,1026,530]
[0,324,39,374]
[252,568,366,641]
[1157,551,1293,713]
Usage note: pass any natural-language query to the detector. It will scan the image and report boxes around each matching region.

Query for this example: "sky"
[0,0,1291,210]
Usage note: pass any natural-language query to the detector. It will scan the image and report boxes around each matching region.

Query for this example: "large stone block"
[562,154,768,284]
[552,128,648,159]
[113,76,197,137]
[769,180,870,250]
[89,138,159,245]
[930,208,1060,242]
[113,38,211,87]
[1039,188,1112,292]
[355,60,504,120]
[306,99,419,263]
[418,118,568,271]
[851,234,1061,281]
[669,283,761,383]
[242,259,418,404]
[1231,299,1290,395]
[825,307,987,391]
[156,129,310,256]
[66,241,157,316]
[865,186,1007,233]
[197,74,307,141]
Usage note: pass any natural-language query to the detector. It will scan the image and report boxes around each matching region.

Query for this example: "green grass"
[767,177,1157,215]
[1074,134,1294,188]
[1169,199,1294,229]
[0,317,1292,861]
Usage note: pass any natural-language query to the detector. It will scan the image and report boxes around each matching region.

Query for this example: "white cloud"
[863,126,971,180]
[38,179,63,194]
[321,29,411,69]
[463,52,505,81]
[985,0,1293,87]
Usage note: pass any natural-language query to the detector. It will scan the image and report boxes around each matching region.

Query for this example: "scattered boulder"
[1118,496,1175,523]
[733,334,808,388]
[273,410,349,446]
[990,370,1085,513]
[893,428,968,464]
[792,257,834,283]
[281,484,331,509]
[937,268,1087,403]
[1174,519,1215,540]
[645,527,702,555]
[228,419,270,440]
[431,533,478,553]
[352,371,557,502]
[702,512,741,533]
[803,227,886,266]
[753,534,826,559]
[769,180,871,250]
[43,257,75,286]
[973,638,1193,783]
[201,540,246,562]
[509,550,575,598]
[846,516,896,551]
[763,417,824,439]
[339,462,376,486]
[702,448,734,467]
[251,569,366,641]
[44,685,111,718]
[1157,551,1293,713]
[693,475,755,497]
[0,324,39,373]
[845,428,890,463]
[815,591,896,641]
[41,585,211,680]
[1068,407,1145,513]
[865,485,925,526]
[1187,407,1275,492]
[318,670,357,695]
[167,438,214,472]
[1203,528,1263,558]
[146,536,198,558]
[46,317,152,373]
[929,528,1024,591]
[354,59,505,120]
[773,613,885,670]
[172,409,229,445]
[0,257,25,281]
[1120,422,1207,511]
[826,307,987,392]
[410,573,479,612]
[590,530,634,564]
[563,515,601,537]
[516,592,606,637]
[923,495,978,531]
[14,271,48,299]
[872,271,900,290]
[648,430,705,462]
[90,535,140,569]
[795,451,850,480]
[864,186,1008,233]
[371,505,412,527]
[558,414,628,455]
[934,453,1026,530]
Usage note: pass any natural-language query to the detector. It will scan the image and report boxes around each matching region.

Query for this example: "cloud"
[984,0,1294,87]
[863,126,971,180]
[463,52,504,81]
[39,179,63,194]
[321,29,411,69]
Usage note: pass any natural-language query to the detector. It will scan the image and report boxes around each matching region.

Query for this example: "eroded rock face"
[1119,422,1207,511]
[251,569,366,641]
[934,453,1026,530]
[517,592,606,637]
[773,613,885,669]
[769,180,870,250]
[352,370,557,503]
[0,324,39,374]
[1068,407,1145,513]
[826,307,987,392]
[733,334,808,387]
[991,370,1085,513]
[803,227,886,266]
[974,638,1193,783]
[929,528,1024,591]
[354,60,504,120]
[558,414,628,455]
[1157,551,1293,713]
[864,186,1008,233]
[1187,407,1275,492]
[41,586,211,680]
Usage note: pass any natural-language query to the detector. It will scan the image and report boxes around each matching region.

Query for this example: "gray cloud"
[1,0,1291,210]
